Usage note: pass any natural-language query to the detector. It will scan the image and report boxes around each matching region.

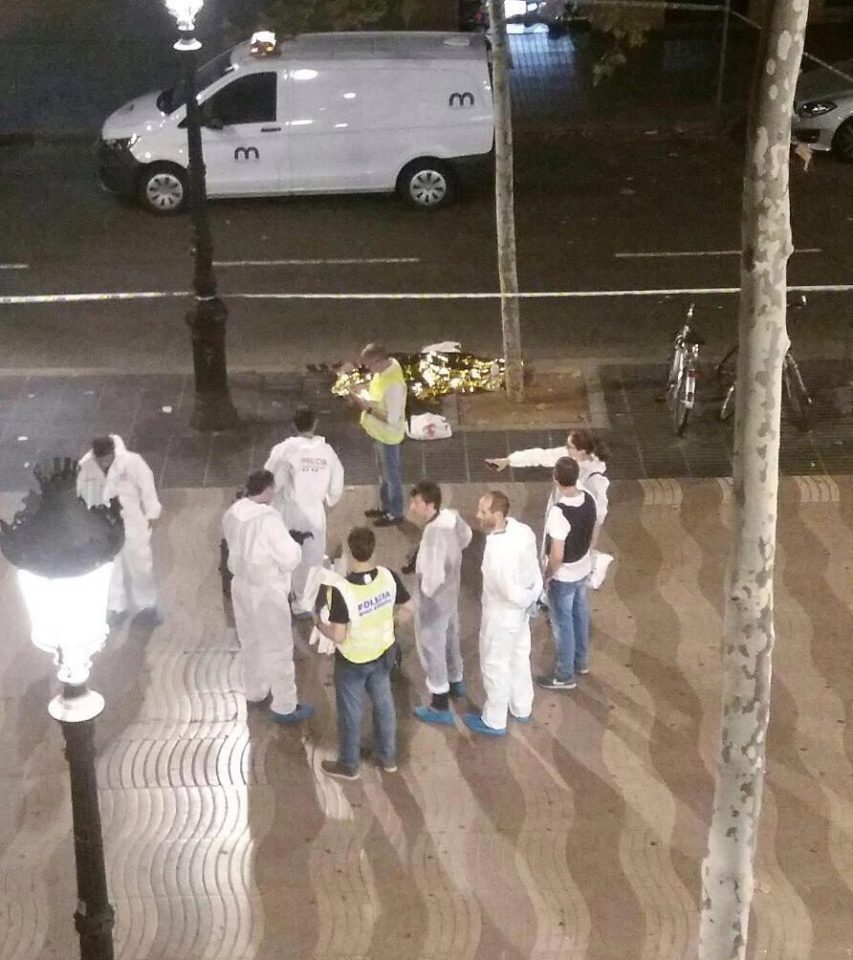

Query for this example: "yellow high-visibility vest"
[333,568,397,664]
[360,360,406,445]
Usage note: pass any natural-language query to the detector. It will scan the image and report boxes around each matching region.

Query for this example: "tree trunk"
[698,2,809,959]
[486,0,524,402]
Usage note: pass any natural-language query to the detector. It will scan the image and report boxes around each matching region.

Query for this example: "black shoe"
[364,508,385,518]
[373,514,403,527]
[535,674,577,691]
[133,607,163,628]
[106,609,128,629]
[321,759,360,781]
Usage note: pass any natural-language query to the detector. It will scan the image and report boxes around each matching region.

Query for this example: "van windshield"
[157,50,235,114]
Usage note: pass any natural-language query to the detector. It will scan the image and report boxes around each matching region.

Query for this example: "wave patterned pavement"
[0,479,851,960]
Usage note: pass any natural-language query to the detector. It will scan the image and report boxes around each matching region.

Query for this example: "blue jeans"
[375,440,404,519]
[334,644,397,772]
[547,578,590,681]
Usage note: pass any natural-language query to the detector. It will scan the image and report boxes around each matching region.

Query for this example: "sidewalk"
[2,359,853,494]
[1,477,851,960]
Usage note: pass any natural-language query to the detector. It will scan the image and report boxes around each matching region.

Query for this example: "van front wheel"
[397,160,456,210]
[137,164,188,215]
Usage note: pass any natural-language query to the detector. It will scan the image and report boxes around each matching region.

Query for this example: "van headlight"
[103,134,139,149]
[796,99,837,118]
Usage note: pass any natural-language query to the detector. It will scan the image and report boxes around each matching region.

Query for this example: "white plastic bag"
[588,551,614,590]
[421,340,461,353]
[406,412,452,441]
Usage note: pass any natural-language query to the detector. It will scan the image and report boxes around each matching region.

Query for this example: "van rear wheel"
[138,164,188,215]
[397,160,456,210]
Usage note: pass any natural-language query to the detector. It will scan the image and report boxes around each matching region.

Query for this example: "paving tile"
[1,365,853,493]
[0,437,42,492]
[420,437,468,483]
[0,461,34,493]
[205,435,254,488]
[0,377,24,403]
[161,434,211,488]
[401,438,425,483]
[464,431,510,482]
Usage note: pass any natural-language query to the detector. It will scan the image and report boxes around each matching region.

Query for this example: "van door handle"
[261,126,281,132]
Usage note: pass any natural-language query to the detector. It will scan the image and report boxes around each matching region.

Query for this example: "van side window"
[204,72,277,126]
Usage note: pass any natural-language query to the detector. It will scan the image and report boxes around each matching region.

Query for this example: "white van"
[98,31,494,214]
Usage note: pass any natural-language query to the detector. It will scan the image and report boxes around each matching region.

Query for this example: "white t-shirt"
[545,493,593,583]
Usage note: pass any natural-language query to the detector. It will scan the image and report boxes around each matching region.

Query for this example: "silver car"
[792,58,853,161]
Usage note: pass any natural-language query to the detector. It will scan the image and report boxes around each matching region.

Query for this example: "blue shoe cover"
[412,705,455,726]
[463,713,506,737]
[272,703,314,724]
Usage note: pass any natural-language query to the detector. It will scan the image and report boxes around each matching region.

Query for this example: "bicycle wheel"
[783,357,811,431]
[719,382,736,421]
[672,369,694,435]
[667,344,684,391]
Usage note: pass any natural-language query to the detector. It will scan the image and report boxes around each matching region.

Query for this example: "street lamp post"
[165,0,239,431]
[0,459,125,960]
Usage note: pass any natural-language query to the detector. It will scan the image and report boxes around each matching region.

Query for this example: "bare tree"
[699,1,810,958]
[486,0,524,402]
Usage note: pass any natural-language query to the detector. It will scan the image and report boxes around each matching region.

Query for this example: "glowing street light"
[1,458,124,960]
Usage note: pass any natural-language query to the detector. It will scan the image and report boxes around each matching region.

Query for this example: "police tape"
[3,284,853,306]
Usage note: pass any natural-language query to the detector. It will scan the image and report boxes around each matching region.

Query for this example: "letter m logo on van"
[234,146,260,162]
[448,91,475,109]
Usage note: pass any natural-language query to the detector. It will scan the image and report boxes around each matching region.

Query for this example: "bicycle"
[716,296,813,431]
[666,303,703,436]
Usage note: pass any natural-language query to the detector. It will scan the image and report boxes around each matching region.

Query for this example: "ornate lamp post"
[0,459,125,960]
[164,0,239,431]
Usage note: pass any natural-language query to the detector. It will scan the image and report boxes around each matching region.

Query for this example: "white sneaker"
[588,551,614,590]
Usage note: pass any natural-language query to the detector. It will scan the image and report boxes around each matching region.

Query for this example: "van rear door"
[197,71,284,196]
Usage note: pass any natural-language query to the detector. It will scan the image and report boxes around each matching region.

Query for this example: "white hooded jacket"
[481,517,543,614]
[222,498,301,590]
[415,508,472,599]
[265,434,344,531]
[77,434,161,536]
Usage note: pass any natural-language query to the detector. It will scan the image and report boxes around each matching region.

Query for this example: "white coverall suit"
[77,434,161,614]
[414,508,472,694]
[222,498,302,714]
[265,434,344,614]
[479,517,543,730]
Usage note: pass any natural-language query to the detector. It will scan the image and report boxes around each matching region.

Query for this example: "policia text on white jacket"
[265,434,344,613]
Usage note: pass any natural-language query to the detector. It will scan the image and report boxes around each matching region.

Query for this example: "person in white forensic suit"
[486,428,612,588]
[222,469,313,725]
[264,406,344,615]
[77,434,162,626]
[407,481,472,727]
[463,491,543,737]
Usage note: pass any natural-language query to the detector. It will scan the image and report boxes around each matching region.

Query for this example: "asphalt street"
[1,128,852,373]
